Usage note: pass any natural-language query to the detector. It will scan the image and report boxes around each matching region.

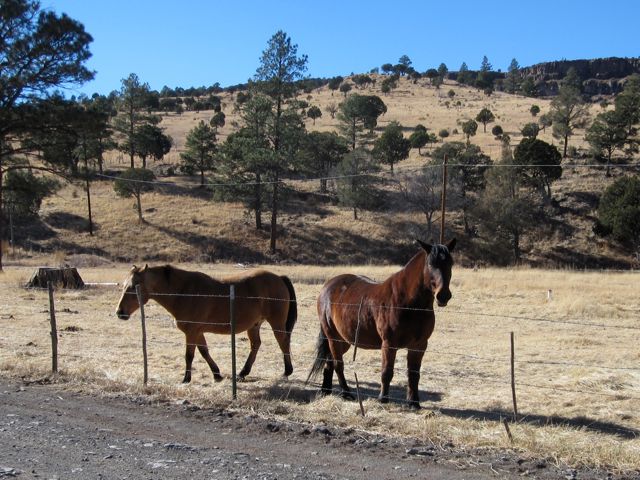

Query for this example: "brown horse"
[115,265,297,383]
[307,239,455,408]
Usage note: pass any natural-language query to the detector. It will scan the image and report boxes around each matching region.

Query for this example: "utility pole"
[439,154,448,244]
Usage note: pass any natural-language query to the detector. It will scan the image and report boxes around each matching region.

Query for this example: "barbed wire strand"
[96,161,640,188]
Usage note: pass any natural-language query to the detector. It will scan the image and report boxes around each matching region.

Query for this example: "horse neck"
[391,251,432,304]
[144,267,181,316]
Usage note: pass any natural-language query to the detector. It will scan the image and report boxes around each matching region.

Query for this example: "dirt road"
[0,377,628,479]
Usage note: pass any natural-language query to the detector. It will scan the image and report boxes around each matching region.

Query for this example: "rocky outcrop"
[521,57,640,97]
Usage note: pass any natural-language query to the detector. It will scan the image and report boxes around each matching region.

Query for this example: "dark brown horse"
[115,265,297,383]
[307,239,455,408]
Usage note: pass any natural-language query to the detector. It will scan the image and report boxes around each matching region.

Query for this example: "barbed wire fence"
[26,282,639,437]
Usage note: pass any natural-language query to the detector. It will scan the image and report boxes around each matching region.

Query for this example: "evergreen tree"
[586,110,627,176]
[0,0,93,270]
[476,108,495,133]
[462,119,478,144]
[457,62,471,84]
[334,149,381,220]
[373,121,410,173]
[113,74,163,168]
[409,125,429,154]
[253,30,308,252]
[181,121,218,186]
[551,84,590,157]
[505,58,521,94]
[513,137,562,200]
[597,176,640,254]
[113,168,156,223]
[613,74,640,149]
[432,142,491,234]
[299,131,348,192]
[337,94,386,150]
[476,141,540,263]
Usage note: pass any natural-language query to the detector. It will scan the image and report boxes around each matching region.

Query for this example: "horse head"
[417,238,456,307]
[115,264,149,320]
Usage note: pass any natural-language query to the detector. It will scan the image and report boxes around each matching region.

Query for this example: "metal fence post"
[47,281,58,374]
[230,284,237,400]
[510,331,518,421]
[135,285,148,385]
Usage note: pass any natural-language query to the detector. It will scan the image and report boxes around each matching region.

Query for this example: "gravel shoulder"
[0,376,634,479]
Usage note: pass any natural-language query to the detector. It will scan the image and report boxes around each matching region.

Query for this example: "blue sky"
[45,0,640,97]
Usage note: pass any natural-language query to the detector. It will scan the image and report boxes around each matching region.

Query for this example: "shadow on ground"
[251,378,639,440]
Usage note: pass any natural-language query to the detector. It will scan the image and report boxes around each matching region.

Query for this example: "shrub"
[597,176,640,249]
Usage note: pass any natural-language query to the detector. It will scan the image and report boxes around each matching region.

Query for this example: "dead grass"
[1,263,639,472]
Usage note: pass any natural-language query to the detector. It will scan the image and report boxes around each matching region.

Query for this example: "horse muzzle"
[436,291,452,307]
[116,310,130,320]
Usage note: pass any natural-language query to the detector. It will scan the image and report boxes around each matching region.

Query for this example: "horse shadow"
[259,378,638,439]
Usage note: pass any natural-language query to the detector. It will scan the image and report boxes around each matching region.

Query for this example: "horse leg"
[406,348,426,409]
[271,323,293,377]
[238,325,261,380]
[378,341,397,403]
[321,360,334,395]
[329,340,354,400]
[182,334,197,384]
[194,332,223,382]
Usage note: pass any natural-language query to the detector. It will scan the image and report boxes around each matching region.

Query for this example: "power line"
[95,160,640,189]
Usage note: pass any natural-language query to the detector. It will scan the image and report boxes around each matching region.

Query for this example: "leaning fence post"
[47,282,58,374]
[510,331,518,421]
[229,284,237,400]
[352,298,366,417]
[135,285,148,385]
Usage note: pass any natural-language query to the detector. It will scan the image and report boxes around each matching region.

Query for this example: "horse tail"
[306,329,330,385]
[280,275,297,336]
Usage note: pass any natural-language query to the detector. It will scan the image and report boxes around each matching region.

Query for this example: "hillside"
[8,74,639,269]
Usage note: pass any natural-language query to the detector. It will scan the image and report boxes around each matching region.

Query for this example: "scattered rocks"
[0,467,19,478]
[311,425,332,436]
[163,442,197,452]
[406,446,436,457]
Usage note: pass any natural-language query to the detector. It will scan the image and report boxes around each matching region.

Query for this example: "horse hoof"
[408,401,421,410]
[341,391,355,401]
[320,388,332,397]
[378,395,389,404]
[214,374,224,383]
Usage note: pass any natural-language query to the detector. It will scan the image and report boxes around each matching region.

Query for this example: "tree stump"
[26,267,85,289]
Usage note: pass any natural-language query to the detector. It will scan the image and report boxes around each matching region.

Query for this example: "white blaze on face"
[431,267,443,294]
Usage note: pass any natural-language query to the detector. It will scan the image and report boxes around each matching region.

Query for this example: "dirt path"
[0,377,628,479]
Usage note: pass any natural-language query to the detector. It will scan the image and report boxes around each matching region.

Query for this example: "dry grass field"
[1,261,639,472]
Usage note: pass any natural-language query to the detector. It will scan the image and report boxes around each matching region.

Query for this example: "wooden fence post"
[510,331,518,421]
[229,284,237,400]
[47,282,58,374]
[135,285,148,385]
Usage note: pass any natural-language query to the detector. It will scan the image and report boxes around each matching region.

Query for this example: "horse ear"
[143,264,149,271]
[416,239,432,254]
[446,238,457,252]
[131,264,138,272]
